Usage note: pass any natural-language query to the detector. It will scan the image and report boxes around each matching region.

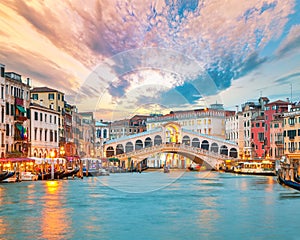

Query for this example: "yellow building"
[31,87,65,145]
[283,104,300,161]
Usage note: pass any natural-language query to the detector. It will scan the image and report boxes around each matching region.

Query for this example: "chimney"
[40,99,43,106]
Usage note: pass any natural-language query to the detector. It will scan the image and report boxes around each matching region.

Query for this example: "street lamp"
[50,150,55,180]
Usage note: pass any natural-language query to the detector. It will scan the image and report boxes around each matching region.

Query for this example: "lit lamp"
[60,146,65,157]
[50,150,56,180]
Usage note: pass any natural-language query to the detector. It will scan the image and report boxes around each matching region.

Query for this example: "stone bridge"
[104,122,238,169]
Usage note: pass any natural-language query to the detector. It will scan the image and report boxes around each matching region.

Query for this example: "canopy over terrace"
[29,157,66,164]
[0,157,36,172]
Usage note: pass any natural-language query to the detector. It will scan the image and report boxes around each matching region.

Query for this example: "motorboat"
[20,172,38,181]
[233,161,276,176]
[84,168,110,177]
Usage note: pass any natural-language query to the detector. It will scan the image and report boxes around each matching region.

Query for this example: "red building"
[264,100,291,156]
[251,116,265,158]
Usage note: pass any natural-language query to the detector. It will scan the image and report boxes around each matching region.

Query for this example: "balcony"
[288,148,296,153]
[289,136,295,141]
[14,115,27,122]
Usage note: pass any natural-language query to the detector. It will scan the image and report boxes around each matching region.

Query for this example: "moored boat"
[0,171,15,182]
[233,161,276,176]
[277,171,300,191]
[20,172,38,181]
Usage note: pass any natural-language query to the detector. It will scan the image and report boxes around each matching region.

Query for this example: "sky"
[0,0,300,121]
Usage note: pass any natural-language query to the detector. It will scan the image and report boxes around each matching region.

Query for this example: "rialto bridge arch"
[104,123,238,162]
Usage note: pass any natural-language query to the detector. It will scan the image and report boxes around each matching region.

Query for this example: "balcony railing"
[14,115,27,122]
[289,136,295,140]
[288,148,296,153]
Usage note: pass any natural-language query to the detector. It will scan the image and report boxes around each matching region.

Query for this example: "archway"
[191,138,200,148]
[125,142,134,153]
[164,122,180,143]
[106,146,115,157]
[154,135,162,145]
[116,144,124,155]
[145,137,152,148]
[201,140,209,150]
[182,135,191,145]
[135,140,143,150]
[211,143,219,153]
[229,148,238,158]
[220,145,228,156]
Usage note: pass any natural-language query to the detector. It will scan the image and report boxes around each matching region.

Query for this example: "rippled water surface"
[1,171,300,240]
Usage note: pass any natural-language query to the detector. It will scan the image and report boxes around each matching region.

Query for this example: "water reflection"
[40,181,72,240]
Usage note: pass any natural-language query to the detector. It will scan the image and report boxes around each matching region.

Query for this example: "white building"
[147,107,228,139]
[95,120,110,157]
[30,103,59,158]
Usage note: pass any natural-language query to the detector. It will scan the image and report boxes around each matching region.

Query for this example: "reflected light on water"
[0,218,8,236]
[46,180,59,194]
[41,181,71,240]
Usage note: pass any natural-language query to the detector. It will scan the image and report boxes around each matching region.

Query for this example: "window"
[0,66,4,77]
[50,103,54,110]
[255,123,260,127]
[50,115,52,123]
[45,129,47,141]
[34,128,37,141]
[258,132,264,142]
[6,102,9,115]
[32,94,38,100]
[40,129,42,141]
[34,112,38,121]
[54,116,57,124]
[6,124,9,136]
[50,130,53,142]
[55,131,57,142]
[10,104,14,116]
[58,106,61,112]
[58,94,60,100]
[1,86,3,99]
[45,114,47,123]
[40,113,43,121]
[48,93,54,100]
[288,118,295,125]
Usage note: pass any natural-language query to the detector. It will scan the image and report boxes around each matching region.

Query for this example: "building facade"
[29,103,59,158]
[30,87,65,146]
[147,106,228,139]
[283,104,300,159]
[5,72,31,158]
[0,64,6,158]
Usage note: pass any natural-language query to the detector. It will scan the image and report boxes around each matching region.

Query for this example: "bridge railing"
[113,143,230,161]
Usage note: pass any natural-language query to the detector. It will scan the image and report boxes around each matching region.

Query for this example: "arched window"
[191,138,200,148]
[116,144,124,155]
[182,135,191,145]
[220,145,228,156]
[201,140,209,150]
[211,143,219,153]
[229,148,237,158]
[106,146,114,157]
[125,142,134,152]
[154,135,162,145]
[135,140,143,150]
[145,137,152,148]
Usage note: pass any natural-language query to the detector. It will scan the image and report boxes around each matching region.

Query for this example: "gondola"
[0,171,15,182]
[277,172,300,191]
[294,173,300,183]
[59,167,79,179]
[38,170,64,180]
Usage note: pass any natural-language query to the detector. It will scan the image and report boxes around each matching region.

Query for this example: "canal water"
[1,170,300,240]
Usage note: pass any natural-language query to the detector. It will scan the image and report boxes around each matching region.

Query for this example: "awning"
[16,105,26,113]
[16,124,23,132]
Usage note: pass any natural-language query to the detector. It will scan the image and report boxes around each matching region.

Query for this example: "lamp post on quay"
[50,150,55,180]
